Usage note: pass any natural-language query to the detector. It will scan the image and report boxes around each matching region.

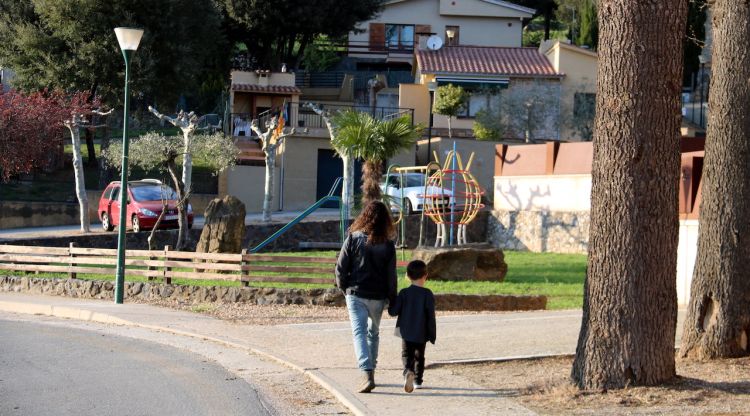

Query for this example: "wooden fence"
[0,244,339,286]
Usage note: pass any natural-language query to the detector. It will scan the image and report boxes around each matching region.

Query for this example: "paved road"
[0,317,272,416]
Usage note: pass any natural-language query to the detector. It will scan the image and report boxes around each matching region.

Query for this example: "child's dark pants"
[401,340,426,384]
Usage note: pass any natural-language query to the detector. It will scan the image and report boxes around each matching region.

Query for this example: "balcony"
[230,103,415,139]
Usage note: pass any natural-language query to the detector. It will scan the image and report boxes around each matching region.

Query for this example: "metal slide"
[249,178,346,253]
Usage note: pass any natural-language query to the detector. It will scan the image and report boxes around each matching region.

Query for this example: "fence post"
[240,249,249,287]
[163,245,172,285]
[68,242,77,279]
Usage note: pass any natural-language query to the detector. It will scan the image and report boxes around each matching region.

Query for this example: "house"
[222,70,415,213]
[539,40,598,141]
[347,0,535,69]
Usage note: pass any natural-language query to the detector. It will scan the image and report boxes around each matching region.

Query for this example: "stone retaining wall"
[488,210,590,254]
[10,212,490,252]
[0,276,546,311]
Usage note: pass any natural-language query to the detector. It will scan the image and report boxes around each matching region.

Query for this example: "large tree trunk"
[262,150,276,222]
[571,0,687,390]
[361,160,383,205]
[67,124,90,233]
[681,1,750,360]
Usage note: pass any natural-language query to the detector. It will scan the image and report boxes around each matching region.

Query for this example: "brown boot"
[357,370,375,393]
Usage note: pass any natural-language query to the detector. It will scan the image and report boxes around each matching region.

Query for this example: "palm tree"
[331,110,421,204]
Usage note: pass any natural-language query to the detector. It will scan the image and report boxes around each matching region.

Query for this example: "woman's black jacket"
[335,231,397,302]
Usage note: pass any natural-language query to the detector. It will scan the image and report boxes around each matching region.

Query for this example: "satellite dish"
[427,35,443,51]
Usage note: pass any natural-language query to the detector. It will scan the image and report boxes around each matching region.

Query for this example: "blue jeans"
[345,294,385,371]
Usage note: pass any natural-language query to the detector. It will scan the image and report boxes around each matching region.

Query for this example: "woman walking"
[335,201,398,393]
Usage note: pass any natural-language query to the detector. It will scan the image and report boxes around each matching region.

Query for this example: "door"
[316,149,362,208]
[109,186,121,226]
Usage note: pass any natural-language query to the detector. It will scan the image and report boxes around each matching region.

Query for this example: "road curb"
[0,300,371,416]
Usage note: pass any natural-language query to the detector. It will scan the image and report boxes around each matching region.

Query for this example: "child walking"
[388,260,436,393]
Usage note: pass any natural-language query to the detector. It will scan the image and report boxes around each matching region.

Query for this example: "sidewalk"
[0,208,342,241]
[0,293,686,415]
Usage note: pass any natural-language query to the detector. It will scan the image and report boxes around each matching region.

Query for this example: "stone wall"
[9,212,489,252]
[0,275,547,311]
[488,209,590,254]
[0,193,217,230]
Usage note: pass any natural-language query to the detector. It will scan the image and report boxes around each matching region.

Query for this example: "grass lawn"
[4,250,585,310]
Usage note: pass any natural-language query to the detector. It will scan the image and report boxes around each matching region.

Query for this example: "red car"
[98,180,193,232]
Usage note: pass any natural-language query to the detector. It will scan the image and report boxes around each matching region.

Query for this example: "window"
[385,24,415,50]
[458,91,501,119]
[110,187,120,202]
[445,26,460,46]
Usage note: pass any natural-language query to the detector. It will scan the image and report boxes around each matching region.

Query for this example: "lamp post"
[114,27,144,305]
[427,81,437,163]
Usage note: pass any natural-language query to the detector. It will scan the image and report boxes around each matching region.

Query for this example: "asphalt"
[0,292,687,416]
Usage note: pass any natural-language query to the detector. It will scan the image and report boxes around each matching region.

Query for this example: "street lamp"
[698,54,706,129]
[114,27,144,305]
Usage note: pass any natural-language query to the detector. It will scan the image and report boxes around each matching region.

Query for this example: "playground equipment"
[249,177,346,253]
[384,142,484,247]
[424,142,484,247]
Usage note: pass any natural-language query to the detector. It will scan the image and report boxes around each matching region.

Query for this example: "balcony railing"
[230,103,414,137]
[295,70,414,89]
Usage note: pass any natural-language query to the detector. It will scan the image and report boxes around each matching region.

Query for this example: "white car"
[381,173,452,215]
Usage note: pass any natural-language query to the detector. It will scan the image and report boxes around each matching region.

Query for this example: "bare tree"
[250,116,296,222]
[681,0,750,359]
[148,106,216,196]
[571,0,687,390]
[102,132,237,250]
[64,108,112,233]
[304,102,353,217]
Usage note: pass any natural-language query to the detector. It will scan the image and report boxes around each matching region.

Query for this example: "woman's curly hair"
[350,201,395,244]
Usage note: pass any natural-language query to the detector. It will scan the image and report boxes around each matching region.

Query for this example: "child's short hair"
[406,260,427,280]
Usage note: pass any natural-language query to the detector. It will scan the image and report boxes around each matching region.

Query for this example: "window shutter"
[415,24,431,45]
[369,23,385,51]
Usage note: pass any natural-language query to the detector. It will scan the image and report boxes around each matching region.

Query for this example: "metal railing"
[295,70,414,89]
[231,103,414,135]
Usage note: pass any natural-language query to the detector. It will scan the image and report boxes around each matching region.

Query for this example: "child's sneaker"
[414,382,423,389]
[404,370,415,393]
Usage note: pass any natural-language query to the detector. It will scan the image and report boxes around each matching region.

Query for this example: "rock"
[196,195,246,254]
[412,243,508,282]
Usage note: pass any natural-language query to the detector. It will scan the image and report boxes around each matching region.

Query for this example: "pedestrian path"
[0,293,686,415]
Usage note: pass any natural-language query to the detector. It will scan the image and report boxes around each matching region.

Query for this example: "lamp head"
[114,27,144,51]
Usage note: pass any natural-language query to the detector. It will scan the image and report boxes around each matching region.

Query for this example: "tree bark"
[361,160,382,205]
[66,122,90,233]
[182,130,193,194]
[166,152,190,251]
[263,150,276,222]
[681,1,750,359]
[571,0,687,390]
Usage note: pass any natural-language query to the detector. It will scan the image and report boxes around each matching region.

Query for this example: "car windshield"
[384,174,425,188]
[130,185,178,202]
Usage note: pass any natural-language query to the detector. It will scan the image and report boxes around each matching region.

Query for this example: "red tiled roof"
[416,46,561,77]
[231,84,301,94]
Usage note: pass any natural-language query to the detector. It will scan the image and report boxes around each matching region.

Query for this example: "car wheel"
[131,215,141,233]
[101,213,114,231]
[404,199,413,216]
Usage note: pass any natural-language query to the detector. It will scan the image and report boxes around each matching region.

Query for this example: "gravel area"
[135,298,506,325]
[446,355,750,415]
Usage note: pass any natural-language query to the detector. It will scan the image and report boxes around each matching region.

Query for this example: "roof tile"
[416,46,560,77]
[231,84,302,94]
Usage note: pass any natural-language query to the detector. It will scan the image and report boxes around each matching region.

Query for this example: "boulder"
[412,243,508,282]
[196,195,246,254]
